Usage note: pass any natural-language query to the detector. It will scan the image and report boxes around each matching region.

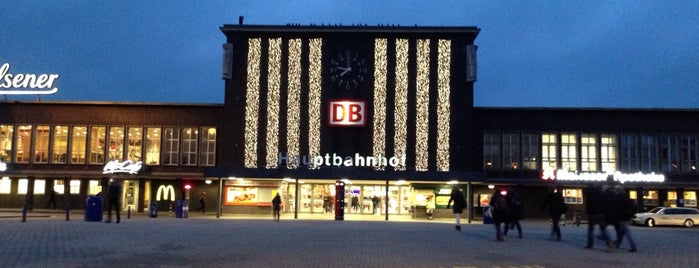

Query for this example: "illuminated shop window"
[0,125,14,163]
[199,127,216,166]
[563,188,583,204]
[89,126,106,164]
[661,135,679,172]
[483,133,500,169]
[70,126,87,164]
[580,133,596,172]
[127,127,143,162]
[34,125,50,163]
[52,125,68,164]
[15,125,32,163]
[54,180,64,194]
[70,180,80,195]
[522,133,540,170]
[685,191,697,207]
[601,134,617,172]
[502,133,520,170]
[640,134,659,172]
[680,135,697,172]
[181,127,198,166]
[668,191,677,207]
[541,132,557,169]
[88,180,101,195]
[0,177,10,194]
[34,179,45,195]
[643,190,659,206]
[18,179,28,194]
[108,126,125,161]
[162,127,179,166]
[620,133,638,172]
[145,127,161,165]
[561,132,577,171]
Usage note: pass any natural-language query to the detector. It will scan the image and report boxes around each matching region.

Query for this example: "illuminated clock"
[329,50,367,90]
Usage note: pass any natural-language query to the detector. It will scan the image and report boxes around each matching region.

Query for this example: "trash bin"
[85,196,103,222]
[483,206,493,224]
[175,200,189,218]
[149,202,158,218]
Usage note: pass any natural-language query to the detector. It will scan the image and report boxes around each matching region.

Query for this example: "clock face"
[329,50,368,90]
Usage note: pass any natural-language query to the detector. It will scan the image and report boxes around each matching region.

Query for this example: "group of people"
[584,183,638,252]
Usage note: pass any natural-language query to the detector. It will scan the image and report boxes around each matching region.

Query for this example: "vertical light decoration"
[415,39,430,171]
[244,38,261,168]
[266,38,282,168]
[437,39,451,171]
[394,39,409,171]
[287,39,302,169]
[308,38,323,167]
[373,38,387,170]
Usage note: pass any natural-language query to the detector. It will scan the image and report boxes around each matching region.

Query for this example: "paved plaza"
[1,211,698,268]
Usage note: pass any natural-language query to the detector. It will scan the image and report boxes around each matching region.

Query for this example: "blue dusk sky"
[2,1,698,108]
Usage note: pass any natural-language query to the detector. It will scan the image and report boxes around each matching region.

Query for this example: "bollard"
[21,203,27,223]
[127,206,131,219]
[65,205,70,221]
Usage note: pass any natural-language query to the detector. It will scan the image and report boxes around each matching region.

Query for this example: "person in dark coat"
[584,184,613,251]
[105,177,121,223]
[489,188,510,241]
[446,186,467,231]
[612,185,637,252]
[504,188,523,238]
[272,193,282,222]
[541,188,566,241]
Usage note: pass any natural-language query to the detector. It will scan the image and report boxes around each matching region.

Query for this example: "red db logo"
[328,99,366,127]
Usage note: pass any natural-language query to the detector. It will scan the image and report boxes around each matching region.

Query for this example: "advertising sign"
[328,99,366,127]
[0,63,60,95]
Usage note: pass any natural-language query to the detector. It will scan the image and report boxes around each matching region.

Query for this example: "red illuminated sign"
[328,99,366,127]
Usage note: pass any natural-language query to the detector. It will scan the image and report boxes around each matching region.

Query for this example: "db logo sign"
[328,99,366,127]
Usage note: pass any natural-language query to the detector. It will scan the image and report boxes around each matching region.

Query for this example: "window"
[127,127,143,162]
[620,133,638,172]
[89,126,106,164]
[521,133,539,170]
[145,127,161,165]
[34,179,46,195]
[54,180,65,194]
[181,127,198,165]
[18,178,28,194]
[502,133,520,170]
[108,126,125,161]
[0,125,13,163]
[685,191,697,207]
[15,125,32,163]
[88,180,101,195]
[34,125,50,163]
[483,133,500,169]
[70,126,87,164]
[643,190,659,206]
[0,177,10,194]
[661,135,679,172]
[162,127,179,165]
[561,133,577,171]
[563,188,583,204]
[69,180,80,195]
[541,132,557,169]
[668,191,678,207]
[199,127,216,166]
[52,125,68,164]
[600,134,617,173]
[640,134,658,172]
[680,135,697,172]
[581,133,596,172]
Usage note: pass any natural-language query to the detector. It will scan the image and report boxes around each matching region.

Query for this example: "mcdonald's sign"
[156,185,176,201]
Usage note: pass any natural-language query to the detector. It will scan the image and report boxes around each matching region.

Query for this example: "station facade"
[1,24,697,221]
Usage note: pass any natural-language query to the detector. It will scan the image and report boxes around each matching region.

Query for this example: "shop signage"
[0,63,60,95]
[328,99,366,126]
[546,169,665,184]
[156,185,176,201]
[103,160,143,174]
[278,152,406,168]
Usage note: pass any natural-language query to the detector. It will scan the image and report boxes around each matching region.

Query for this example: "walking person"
[272,193,282,222]
[541,188,566,241]
[46,189,57,209]
[489,188,510,241]
[612,185,638,252]
[504,188,523,238]
[105,177,121,224]
[584,184,613,251]
[446,186,467,231]
[198,192,206,213]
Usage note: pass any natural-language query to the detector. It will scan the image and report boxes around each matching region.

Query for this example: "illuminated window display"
[127,127,143,162]
[52,125,68,164]
[34,125,49,163]
[108,126,124,161]
[15,125,31,163]
[70,126,86,164]
[89,126,106,164]
[145,127,161,165]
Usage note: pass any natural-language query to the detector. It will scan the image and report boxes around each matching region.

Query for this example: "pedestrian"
[198,191,206,213]
[541,188,566,241]
[612,185,638,252]
[584,184,613,251]
[504,188,523,238]
[272,193,282,222]
[324,194,332,214]
[371,195,380,215]
[46,189,57,209]
[489,187,510,241]
[425,195,435,220]
[105,177,121,224]
[446,186,467,231]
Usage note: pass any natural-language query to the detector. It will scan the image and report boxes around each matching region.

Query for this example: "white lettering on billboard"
[0,63,60,95]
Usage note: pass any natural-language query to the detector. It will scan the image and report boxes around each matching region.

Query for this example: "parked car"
[632,207,699,228]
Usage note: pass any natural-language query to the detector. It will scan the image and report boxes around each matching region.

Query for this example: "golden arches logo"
[156,185,175,201]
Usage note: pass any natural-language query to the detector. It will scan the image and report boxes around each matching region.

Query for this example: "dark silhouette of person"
[198,192,206,213]
[371,196,380,215]
[446,186,467,231]
[272,193,282,222]
[490,188,510,241]
[541,188,566,241]
[46,189,57,209]
[105,177,121,223]
[504,188,523,238]
[584,184,613,251]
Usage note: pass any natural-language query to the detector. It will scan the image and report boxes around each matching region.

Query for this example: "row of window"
[484,132,699,174]
[0,125,216,166]
[0,177,101,195]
